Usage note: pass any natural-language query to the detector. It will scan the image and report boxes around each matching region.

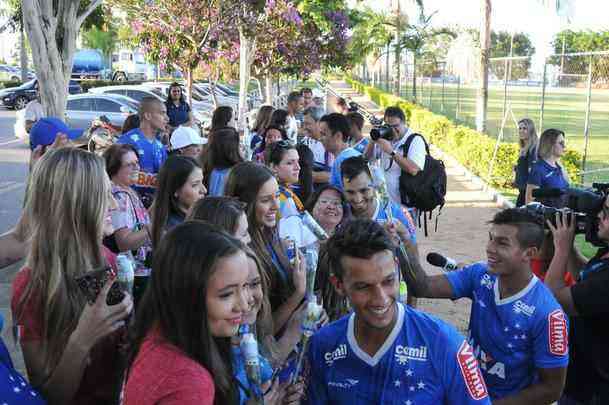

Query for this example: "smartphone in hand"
[75,267,125,306]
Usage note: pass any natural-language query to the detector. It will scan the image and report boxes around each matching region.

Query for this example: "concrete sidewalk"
[328,79,503,332]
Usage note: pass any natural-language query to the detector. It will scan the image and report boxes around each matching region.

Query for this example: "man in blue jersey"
[341,155,417,245]
[319,113,361,191]
[117,96,169,207]
[402,208,569,404]
[304,219,490,405]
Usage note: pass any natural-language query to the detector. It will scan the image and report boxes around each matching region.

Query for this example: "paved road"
[0,106,28,234]
[0,106,28,373]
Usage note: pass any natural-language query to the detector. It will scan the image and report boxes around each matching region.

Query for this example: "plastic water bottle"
[116,253,135,295]
[239,325,262,402]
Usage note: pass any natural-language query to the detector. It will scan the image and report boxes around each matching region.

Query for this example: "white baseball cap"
[170,126,206,150]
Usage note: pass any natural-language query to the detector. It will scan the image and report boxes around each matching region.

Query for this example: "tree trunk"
[385,43,390,92]
[19,16,28,83]
[476,0,491,132]
[237,26,256,131]
[186,68,193,107]
[393,1,401,96]
[265,75,273,105]
[22,0,101,119]
[208,74,219,109]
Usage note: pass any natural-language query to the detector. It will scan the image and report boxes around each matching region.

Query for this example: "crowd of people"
[0,83,607,405]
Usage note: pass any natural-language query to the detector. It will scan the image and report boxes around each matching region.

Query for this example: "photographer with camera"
[363,106,425,206]
[545,191,609,405]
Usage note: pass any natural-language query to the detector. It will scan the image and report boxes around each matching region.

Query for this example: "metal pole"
[441,62,446,112]
[456,76,461,121]
[428,76,432,109]
[539,61,548,132]
[581,55,593,185]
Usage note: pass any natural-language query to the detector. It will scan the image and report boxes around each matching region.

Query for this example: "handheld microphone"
[531,188,564,199]
[426,252,459,271]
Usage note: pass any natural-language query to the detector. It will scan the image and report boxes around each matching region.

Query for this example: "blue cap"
[29,117,84,150]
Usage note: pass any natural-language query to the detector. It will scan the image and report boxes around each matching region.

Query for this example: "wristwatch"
[390,150,397,159]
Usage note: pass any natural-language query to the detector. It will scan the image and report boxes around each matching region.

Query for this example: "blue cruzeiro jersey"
[445,262,569,400]
[373,198,417,245]
[304,303,490,405]
[117,128,167,175]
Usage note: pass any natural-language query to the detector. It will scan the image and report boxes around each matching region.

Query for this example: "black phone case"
[75,267,125,306]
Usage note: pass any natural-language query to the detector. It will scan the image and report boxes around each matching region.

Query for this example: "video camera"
[523,183,609,247]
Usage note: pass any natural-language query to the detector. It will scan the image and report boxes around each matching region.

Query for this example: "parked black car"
[0,79,83,110]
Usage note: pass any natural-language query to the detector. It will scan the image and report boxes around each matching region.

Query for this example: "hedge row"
[79,80,144,92]
[0,80,23,89]
[345,77,582,188]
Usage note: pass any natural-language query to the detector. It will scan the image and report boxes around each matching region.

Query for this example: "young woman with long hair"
[525,128,569,206]
[254,125,287,164]
[204,128,244,197]
[250,105,275,153]
[266,141,303,220]
[225,162,306,335]
[211,106,234,131]
[165,82,193,130]
[188,198,306,404]
[514,118,538,206]
[149,155,206,248]
[11,148,133,404]
[122,221,250,405]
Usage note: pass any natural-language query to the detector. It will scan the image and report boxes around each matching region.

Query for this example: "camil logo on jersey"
[324,344,347,366]
[395,345,428,365]
[513,300,536,317]
[548,310,568,356]
[457,341,489,400]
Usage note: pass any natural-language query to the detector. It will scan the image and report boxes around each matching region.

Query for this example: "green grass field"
[376,80,609,185]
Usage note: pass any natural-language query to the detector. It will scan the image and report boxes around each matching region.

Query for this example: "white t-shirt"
[378,129,426,204]
[286,115,299,143]
[24,100,44,123]
[302,136,327,166]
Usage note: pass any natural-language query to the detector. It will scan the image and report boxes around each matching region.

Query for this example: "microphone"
[531,188,565,199]
[426,252,459,271]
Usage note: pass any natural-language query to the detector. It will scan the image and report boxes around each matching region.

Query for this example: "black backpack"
[399,133,447,235]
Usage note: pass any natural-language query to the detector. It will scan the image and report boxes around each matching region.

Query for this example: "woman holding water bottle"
[225,162,306,336]
[122,221,248,404]
[11,148,133,404]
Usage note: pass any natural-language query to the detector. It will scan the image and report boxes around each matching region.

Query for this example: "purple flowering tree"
[114,0,225,105]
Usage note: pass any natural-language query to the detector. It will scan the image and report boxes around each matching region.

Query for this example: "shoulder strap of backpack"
[402,132,430,156]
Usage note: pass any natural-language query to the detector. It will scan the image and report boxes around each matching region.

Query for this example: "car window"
[94,98,122,113]
[126,90,151,102]
[106,89,126,96]
[66,98,94,112]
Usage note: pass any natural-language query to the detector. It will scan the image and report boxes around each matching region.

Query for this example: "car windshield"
[19,79,36,89]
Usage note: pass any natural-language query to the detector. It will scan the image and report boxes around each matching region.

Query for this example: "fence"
[353,51,609,186]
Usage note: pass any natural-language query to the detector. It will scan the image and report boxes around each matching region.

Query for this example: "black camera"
[370,125,394,141]
[524,183,609,247]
